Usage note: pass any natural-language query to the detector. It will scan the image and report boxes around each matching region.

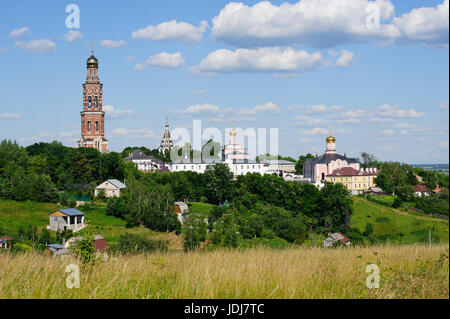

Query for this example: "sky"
[0,0,448,164]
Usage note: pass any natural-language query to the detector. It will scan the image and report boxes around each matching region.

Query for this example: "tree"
[70,235,96,264]
[204,163,234,205]
[183,213,207,252]
[374,172,393,194]
[317,183,353,232]
[397,185,415,202]
[360,152,378,169]
[295,154,314,175]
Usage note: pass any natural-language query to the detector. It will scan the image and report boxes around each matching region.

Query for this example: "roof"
[125,149,163,164]
[50,208,84,217]
[265,160,296,165]
[305,153,359,165]
[414,184,429,193]
[0,235,13,241]
[328,167,379,177]
[106,179,126,189]
[328,232,351,243]
[175,202,189,214]
[367,187,385,193]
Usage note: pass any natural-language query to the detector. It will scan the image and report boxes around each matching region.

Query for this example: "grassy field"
[351,197,449,244]
[0,244,447,299]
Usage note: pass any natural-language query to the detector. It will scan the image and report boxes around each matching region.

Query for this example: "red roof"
[328,167,379,177]
[0,235,13,241]
[94,238,107,251]
[413,184,429,193]
[331,232,351,243]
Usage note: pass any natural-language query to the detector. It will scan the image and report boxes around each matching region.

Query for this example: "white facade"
[168,159,264,177]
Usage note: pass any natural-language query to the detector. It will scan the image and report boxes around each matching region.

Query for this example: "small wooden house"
[0,235,13,249]
[174,202,189,224]
[94,179,126,198]
[64,235,108,252]
[323,232,351,247]
[48,208,85,232]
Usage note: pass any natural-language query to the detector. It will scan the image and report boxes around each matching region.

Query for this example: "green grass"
[187,201,216,218]
[351,197,449,244]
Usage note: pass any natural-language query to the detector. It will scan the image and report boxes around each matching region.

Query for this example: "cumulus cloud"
[238,102,281,115]
[15,39,56,53]
[293,115,328,126]
[330,50,356,67]
[377,104,425,118]
[391,0,449,47]
[287,104,342,114]
[211,0,448,48]
[132,20,208,42]
[300,127,329,135]
[181,103,221,115]
[192,47,322,75]
[9,27,31,38]
[103,105,134,119]
[438,101,449,111]
[0,113,22,119]
[193,89,208,95]
[100,40,127,48]
[134,52,185,70]
[63,30,84,43]
[381,129,395,135]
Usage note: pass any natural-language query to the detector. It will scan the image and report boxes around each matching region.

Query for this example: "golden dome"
[326,135,335,143]
[87,55,98,68]
[230,128,236,136]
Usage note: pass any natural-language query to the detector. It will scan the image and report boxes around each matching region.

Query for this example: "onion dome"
[87,54,98,68]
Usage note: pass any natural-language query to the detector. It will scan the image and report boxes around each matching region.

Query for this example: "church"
[303,130,360,182]
[77,48,109,153]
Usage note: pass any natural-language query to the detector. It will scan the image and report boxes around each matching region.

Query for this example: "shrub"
[392,197,403,208]
[70,235,96,264]
[118,233,168,254]
[12,243,32,253]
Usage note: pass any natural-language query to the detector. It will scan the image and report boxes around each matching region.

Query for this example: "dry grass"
[0,244,448,299]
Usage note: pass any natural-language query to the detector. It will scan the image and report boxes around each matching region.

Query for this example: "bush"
[118,233,168,254]
[70,235,96,264]
[392,197,403,208]
[12,243,32,253]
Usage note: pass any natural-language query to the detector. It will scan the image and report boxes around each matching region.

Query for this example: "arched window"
[88,96,92,108]
[94,96,98,108]
[95,121,98,131]
[88,121,91,131]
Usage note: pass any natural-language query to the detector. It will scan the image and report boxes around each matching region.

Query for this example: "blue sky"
[0,0,448,164]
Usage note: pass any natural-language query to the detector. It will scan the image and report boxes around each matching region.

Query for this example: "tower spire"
[90,41,95,55]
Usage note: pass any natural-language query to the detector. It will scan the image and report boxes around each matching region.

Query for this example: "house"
[413,184,430,197]
[0,235,13,249]
[323,232,351,247]
[364,187,386,196]
[45,244,69,255]
[326,167,380,195]
[64,235,108,252]
[125,149,167,173]
[175,202,189,224]
[94,179,126,198]
[48,208,85,232]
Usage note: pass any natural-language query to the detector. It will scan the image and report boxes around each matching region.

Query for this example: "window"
[94,96,98,108]
[95,121,98,131]
[88,96,92,108]
[88,121,91,131]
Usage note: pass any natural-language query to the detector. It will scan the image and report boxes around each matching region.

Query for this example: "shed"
[0,235,13,249]
[94,179,126,198]
[174,202,189,224]
[323,232,351,247]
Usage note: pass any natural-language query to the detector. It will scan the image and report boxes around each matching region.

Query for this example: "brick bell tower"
[77,44,109,153]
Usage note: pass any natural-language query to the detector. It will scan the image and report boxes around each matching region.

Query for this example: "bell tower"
[78,43,109,153]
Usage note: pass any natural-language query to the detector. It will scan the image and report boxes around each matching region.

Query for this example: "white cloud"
[287,104,342,114]
[181,103,221,115]
[367,117,394,123]
[193,89,208,95]
[330,50,356,67]
[111,128,157,139]
[294,115,328,126]
[103,105,134,119]
[391,0,449,47]
[125,56,134,63]
[438,141,449,150]
[381,129,395,135]
[211,0,448,48]
[15,39,56,53]
[0,113,22,119]
[238,102,281,115]
[63,30,84,43]
[9,27,31,38]
[300,127,329,135]
[394,122,416,129]
[377,104,425,118]
[100,40,127,48]
[134,52,185,70]
[191,47,322,75]
[132,20,208,42]
[438,101,449,111]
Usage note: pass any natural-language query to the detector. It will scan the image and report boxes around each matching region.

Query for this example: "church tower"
[158,117,173,155]
[77,45,109,153]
